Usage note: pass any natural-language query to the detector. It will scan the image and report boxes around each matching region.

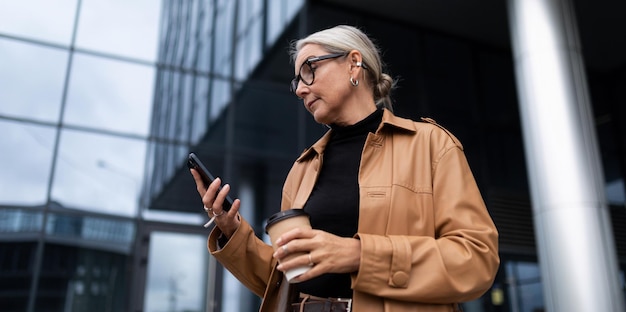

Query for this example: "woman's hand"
[190,169,241,238]
[272,227,361,282]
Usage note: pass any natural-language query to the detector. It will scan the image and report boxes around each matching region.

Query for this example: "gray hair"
[290,25,395,111]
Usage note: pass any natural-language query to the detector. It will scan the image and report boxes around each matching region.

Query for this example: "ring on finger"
[203,206,210,212]
[282,245,288,254]
[308,253,314,266]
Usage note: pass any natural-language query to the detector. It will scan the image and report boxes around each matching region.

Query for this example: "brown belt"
[291,294,352,312]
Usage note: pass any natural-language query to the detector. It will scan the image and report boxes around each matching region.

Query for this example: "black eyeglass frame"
[290,52,348,93]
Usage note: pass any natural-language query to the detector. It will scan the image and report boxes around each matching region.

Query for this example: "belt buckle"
[334,298,352,312]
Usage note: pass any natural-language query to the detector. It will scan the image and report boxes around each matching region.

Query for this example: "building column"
[506,0,625,311]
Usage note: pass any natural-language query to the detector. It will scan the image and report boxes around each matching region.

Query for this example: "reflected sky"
[144,232,207,312]
[51,129,147,217]
[75,0,160,62]
[0,0,160,217]
[0,39,68,123]
[65,53,155,136]
[0,120,56,206]
[0,0,76,45]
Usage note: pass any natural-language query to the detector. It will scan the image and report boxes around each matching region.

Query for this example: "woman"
[192,25,499,312]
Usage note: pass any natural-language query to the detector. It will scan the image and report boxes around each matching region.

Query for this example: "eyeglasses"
[290,52,347,94]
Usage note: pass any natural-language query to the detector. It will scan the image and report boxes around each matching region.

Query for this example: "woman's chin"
[311,110,328,125]
[313,116,332,126]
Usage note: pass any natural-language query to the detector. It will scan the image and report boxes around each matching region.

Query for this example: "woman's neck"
[334,98,377,126]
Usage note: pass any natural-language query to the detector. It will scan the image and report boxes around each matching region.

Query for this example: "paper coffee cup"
[265,209,312,283]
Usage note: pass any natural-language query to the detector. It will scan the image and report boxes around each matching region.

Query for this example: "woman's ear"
[348,50,363,72]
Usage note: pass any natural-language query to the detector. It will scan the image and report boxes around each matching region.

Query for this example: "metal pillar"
[507,0,625,311]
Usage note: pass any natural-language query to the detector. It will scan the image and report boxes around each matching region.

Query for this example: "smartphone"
[187,153,233,211]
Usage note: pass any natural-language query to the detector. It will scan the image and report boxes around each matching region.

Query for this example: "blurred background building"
[0,0,624,311]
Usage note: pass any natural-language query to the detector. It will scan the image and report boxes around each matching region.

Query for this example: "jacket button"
[391,271,409,287]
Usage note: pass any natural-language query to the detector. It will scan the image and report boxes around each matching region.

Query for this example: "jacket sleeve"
[352,141,499,303]
[208,218,277,297]
[205,157,304,298]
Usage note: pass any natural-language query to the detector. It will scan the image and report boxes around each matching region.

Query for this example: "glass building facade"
[1,0,624,312]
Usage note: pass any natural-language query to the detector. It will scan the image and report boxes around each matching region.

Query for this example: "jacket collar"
[296,108,415,162]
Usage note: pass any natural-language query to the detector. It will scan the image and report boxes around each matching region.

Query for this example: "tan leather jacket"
[208,109,499,311]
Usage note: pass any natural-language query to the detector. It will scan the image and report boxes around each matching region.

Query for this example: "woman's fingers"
[213,198,241,238]
[189,169,207,195]
[190,173,241,237]
[211,183,230,213]
[274,231,361,281]
[274,227,310,247]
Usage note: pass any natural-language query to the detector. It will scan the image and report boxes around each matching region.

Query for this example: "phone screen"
[187,153,233,211]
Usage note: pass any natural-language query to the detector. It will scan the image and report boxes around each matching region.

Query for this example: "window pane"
[506,261,544,312]
[214,1,235,77]
[35,244,129,312]
[286,0,304,23]
[266,0,284,47]
[75,0,161,62]
[0,120,56,206]
[210,77,230,120]
[44,213,135,253]
[0,0,77,45]
[0,208,44,234]
[196,1,214,73]
[607,179,625,205]
[64,53,155,136]
[144,232,209,312]
[0,241,37,311]
[236,17,263,80]
[151,70,195,142]
[0,38,68,123]
[144,141,189,208]
[191,76,210,144]
[184,1,201,70]
[50,129,147,217]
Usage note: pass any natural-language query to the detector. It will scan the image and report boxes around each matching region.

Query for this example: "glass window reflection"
[506,261,544,312]
[144,232,209,312]
[191,76,210,144]
[286,0,305,22]
[265,0,304,49]
[195,0,215,74]
[50,129,147,217]
[75,0,161,62]
[210,78,230,120]
[266,0,284,47]
[36,244,128,311]
[151,70,195,142]
[606,179,625,205]
[64,53,155,136]
[0,242,37,311]
[235,14,263,80]
[0,120,56,206]
[196,31,213,74]
[0,0,76,45]
[0,38,68,123]
[214,0,235,77]
[44,213,135,253]
[0,208,44,233]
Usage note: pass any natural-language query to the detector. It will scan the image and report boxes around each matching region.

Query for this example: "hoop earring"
[350,77,359,86]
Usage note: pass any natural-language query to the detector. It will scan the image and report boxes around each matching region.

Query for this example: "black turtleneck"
[298,108,383,298]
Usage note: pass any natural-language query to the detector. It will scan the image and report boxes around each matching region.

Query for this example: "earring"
[350,77,359,86]
[356,61,362,67]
